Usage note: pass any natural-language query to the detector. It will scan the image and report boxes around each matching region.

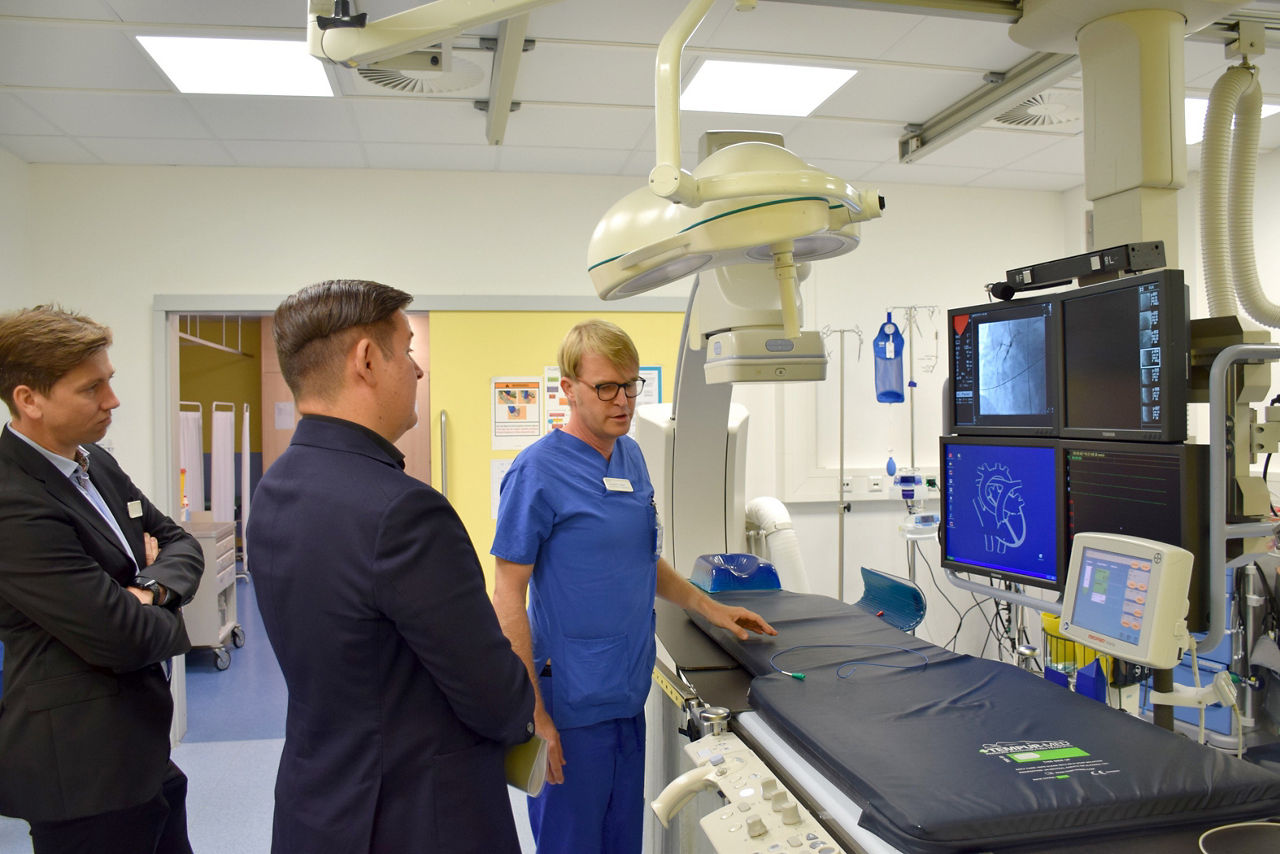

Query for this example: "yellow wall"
[178,318,263,453]
[428,311,685,590]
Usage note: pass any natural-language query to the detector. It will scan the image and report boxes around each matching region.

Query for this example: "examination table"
[656,589,1280,853]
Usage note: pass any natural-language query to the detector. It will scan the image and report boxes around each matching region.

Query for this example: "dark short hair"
[0,305,113,417]
[273,280,412,400]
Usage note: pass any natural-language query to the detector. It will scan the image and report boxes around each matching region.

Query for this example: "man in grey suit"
[248,280,535,854]
[0,305,203,854]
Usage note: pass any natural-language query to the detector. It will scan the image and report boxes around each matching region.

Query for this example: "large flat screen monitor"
[1063,440,1209,631]
[940,436,1064,591]
[1059,269,1189,442]
[1059,532,1193,669]
[949,297,1060,436]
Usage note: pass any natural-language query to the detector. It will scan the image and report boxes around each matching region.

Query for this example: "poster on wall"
[544,366,570,432]
[492,377,542,450]
[628,366,663,437]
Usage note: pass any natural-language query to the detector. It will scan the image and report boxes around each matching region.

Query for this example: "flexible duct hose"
[1201,65,1265,321]
[745,496,810,593]
[1229,80,1274,326]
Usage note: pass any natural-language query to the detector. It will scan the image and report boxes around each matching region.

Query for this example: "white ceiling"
[3,0,1280,191]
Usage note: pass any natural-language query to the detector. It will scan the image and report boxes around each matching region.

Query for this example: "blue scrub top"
[492,430,658,730]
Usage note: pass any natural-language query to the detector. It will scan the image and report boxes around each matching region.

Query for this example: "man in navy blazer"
[248,280,535,854]
[0,306,203,854]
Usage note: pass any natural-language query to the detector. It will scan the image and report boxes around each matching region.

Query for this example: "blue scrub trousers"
[528,677,645,854]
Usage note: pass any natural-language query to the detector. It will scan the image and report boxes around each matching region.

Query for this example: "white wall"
[0,148,31,310]
[29,155,1280,659]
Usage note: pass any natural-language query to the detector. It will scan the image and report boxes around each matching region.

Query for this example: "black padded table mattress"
[689,590,1280,853]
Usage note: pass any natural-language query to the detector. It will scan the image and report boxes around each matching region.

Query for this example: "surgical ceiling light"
[587,0,882,340]
[136,37,334,97]
[1185,96,1280,144]
[681,59,856,116]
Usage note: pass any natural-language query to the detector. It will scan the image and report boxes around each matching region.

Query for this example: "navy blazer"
[248,417,535,854]
[0,427,202,822]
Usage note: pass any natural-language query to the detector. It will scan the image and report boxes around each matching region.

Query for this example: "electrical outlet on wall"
[868,476,884,492]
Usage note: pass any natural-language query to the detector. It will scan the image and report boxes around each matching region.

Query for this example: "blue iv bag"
[873,313,905,403]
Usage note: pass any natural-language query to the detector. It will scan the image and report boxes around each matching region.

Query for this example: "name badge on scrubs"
[602,477,633,492]
[127,500,143,518]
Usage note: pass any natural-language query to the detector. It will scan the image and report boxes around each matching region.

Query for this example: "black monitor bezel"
[1061,438,1209,632]
[1057,268,1189,443]
[939,435,1066,592]
[948,296,1062,437]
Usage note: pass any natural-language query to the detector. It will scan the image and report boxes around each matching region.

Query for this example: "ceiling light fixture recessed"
[1185,97,1280,145]
[136,36,333,97]
[680,59,855,117]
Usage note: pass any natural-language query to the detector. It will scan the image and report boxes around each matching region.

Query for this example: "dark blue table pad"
[690,590,1280,853]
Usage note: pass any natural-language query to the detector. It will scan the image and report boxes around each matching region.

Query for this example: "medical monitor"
[939,436,1064,591]
[1059,532,1193,670]
[1059,270,1189,442]
[949,297,1060,435]
[1063,441,1209,630]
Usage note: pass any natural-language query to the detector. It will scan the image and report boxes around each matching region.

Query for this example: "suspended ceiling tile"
[819,66,987,123]
[351,98,491,145]
[513,42,654,106]
[967,169,1083,192]
[879,17,1033,71]
[910,127,1060,169]
[0,22,170,90]
[527,0,728,46]
[0,134,100,164]
[363,141,500,171]
[860,160,989,187]
[0,94,63,135]
[5,0,117,20]
[635,110,803,153]
[701,3,921,62]
[496,145,631,175]
[77,136,235,166]
[102,0,301,27]
[189,95,359,142]
[16,91,210,138]
[222,139,366,168]
[782,118,901,163]
[1005,135,1083,173]
[498,104,655,149]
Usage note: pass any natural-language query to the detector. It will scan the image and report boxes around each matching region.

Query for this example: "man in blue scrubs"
[492,319,776,854]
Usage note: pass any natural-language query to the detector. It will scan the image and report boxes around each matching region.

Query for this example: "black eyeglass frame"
[589,377,646,401]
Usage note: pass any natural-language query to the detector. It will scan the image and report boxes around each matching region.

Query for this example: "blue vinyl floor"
[0,575,535,853]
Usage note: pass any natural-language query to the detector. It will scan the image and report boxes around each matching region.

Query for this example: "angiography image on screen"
[976,316,1048,416]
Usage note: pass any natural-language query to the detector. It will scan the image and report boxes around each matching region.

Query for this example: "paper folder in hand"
[506,734,549,797]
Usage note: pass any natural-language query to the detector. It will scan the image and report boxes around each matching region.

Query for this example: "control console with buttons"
[651,730,846,854]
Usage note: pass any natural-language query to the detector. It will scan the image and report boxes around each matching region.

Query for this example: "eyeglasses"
[586,377,646,401]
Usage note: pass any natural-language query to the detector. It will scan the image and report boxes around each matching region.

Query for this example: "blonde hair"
[558,319,638,379]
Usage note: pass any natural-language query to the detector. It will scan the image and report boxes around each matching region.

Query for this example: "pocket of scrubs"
[558,634,631,708]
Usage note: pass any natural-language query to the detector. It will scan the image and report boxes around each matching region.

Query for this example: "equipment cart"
[179,519,244,670]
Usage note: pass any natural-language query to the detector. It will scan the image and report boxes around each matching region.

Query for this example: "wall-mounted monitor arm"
[306,0,559,67]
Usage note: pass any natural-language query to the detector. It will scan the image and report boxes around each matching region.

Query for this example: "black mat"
[690,590,1280,854]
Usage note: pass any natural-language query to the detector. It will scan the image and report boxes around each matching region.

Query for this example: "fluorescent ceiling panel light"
[137,37,333,97]
[681,60,855,117]
[1185,97,1280,145]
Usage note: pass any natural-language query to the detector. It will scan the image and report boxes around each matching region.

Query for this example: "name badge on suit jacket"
[127,500,143,518]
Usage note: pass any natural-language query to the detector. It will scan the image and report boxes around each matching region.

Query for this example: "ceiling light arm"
[652,0,721,205]
[306,0,558,67]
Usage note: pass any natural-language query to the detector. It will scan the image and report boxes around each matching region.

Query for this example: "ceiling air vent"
[357,54,484,94]
[993,93,1082,129]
